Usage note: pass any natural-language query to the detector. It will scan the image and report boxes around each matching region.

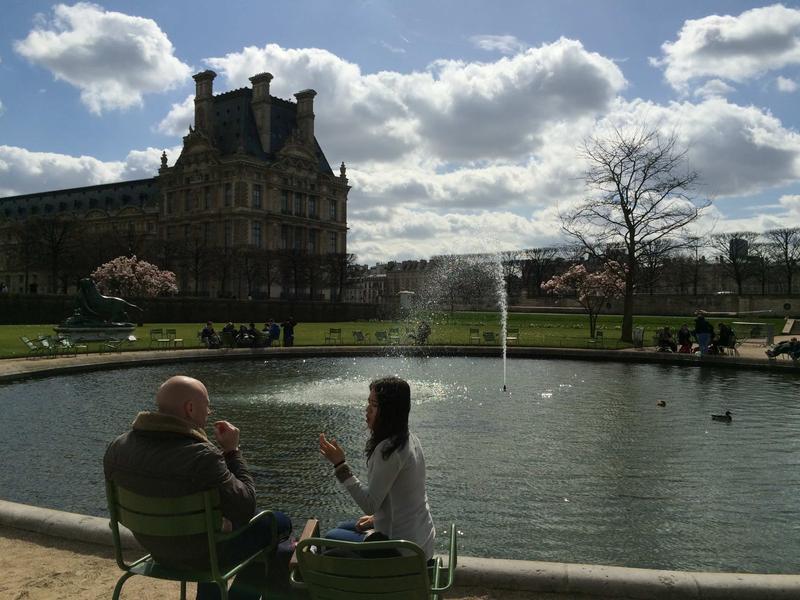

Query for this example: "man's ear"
[184,400,194,419]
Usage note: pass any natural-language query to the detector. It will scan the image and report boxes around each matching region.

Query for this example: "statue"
[340,161,347,178]
[160,150,168,169]
[56,279,142,341]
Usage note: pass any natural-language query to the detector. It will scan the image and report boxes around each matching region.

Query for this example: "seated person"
[766,337,800,360]
[222,322,236,335]
[319,377,435,560]
[236,325,253,347]
[200,321,221,349]
[104,376,292,600]
[656,327,677,352]
[718,323,734,349]
[408,321,432,345]
[677,324,693,353]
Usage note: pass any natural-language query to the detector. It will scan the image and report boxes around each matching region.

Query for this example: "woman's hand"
[319,433,346,465]
[355,515,374,532]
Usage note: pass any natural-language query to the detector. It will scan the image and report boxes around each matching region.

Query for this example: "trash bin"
[633,326,645,348]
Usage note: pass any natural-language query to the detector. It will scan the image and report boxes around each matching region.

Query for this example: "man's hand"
[319,433,346,465]
[214,421,240,453]
[355,515,374,532]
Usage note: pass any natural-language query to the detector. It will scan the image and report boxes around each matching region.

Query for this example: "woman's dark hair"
[366,376,410,461]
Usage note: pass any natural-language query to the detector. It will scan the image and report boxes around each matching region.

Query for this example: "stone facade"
[0,70,349,299]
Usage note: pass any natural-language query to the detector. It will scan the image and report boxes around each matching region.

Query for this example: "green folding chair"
[290,523,457,600]
[105,480,278,600]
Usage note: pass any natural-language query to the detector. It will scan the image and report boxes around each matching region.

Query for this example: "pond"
[1,356,799,573]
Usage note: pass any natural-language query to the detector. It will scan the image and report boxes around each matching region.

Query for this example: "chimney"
[249,73,273,153]
[294,89,317,146]
[192,70,216,134]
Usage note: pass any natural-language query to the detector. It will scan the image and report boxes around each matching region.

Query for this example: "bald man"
[104,375,291,600]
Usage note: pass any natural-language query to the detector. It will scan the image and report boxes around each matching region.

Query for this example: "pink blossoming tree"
[91,255,178,298]
[542,262,625,338]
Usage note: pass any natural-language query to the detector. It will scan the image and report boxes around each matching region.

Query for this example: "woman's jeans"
[324,519,367,543]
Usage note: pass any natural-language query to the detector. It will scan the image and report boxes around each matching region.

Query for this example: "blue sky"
[2,1,800,263]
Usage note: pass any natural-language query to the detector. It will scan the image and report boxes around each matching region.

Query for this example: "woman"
[319,376,435,558]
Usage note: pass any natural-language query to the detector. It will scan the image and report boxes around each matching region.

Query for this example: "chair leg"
[218,581,228,600]
[112,572,134,600]
[180,580,187,600]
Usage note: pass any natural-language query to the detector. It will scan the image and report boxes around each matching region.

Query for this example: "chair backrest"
[295,537,431,600]
[595,331,603,340]
[353,330,364,341]
[150,328,163,340]
[483,331,496,342]
[375,331,387,341]
[20,336,38,350]
[105,481,223,572]
[166,328,177,337]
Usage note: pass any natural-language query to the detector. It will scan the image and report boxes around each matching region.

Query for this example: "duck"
[711,410,732,422]
[656,400,666,407]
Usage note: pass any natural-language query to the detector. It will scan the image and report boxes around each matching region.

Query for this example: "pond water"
[1,356,799,572]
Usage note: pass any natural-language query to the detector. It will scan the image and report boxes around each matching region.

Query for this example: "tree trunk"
[621,255,636,342]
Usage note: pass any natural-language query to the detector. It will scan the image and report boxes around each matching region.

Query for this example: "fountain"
[1,356,799,573]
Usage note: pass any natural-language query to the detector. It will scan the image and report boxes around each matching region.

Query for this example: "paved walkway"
[0,336,796,383]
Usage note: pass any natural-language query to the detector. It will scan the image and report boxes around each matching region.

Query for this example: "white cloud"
[469,35,525,55]
[0,144,180,197]
[203,38,626,164]
[380,41,406,54]
[776,75,798,92]
[157,94,194,135]
[693,78,735,98]
[652,4,800,93]
[597,97,800,198]
[14,2,191,114]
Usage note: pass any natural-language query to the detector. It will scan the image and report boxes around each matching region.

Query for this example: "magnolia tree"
[542,262,625,338]
[91,255,178,298]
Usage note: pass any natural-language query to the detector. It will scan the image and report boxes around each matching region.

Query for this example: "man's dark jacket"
[103,411,256,568]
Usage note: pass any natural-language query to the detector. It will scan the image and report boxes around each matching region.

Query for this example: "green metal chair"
[105,480,278,600]
[290,523,457,600]
[20,336,45,358]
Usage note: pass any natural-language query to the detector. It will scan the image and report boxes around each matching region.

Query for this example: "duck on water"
[712,410,732,422]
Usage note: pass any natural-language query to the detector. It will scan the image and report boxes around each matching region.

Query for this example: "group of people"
[655,315,735,355]
[104,374,433,599]
[200,318,298,349]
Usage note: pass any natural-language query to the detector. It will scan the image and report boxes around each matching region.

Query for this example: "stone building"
[0,70,350,299]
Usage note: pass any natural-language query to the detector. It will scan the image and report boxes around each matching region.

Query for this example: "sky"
[2,1,800,265]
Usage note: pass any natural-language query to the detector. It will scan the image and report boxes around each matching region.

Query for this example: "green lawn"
[1,312,786,359]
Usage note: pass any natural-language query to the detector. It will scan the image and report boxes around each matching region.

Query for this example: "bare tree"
[29,216,82,293]
[749,242,773,296]
[764,227,800,295]
[562,126,707,341]
[637,239,675,295]
[325,252,356,302]
[520,247,560,298]
[710,231,759,294]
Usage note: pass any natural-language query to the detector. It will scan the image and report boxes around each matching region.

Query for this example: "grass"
[0,312,786,359]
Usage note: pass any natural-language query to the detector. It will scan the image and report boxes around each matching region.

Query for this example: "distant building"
[0,70,350,299]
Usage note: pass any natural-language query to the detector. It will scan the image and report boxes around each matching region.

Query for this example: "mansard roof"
[210,88,334,175]
[0,177,158,218]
